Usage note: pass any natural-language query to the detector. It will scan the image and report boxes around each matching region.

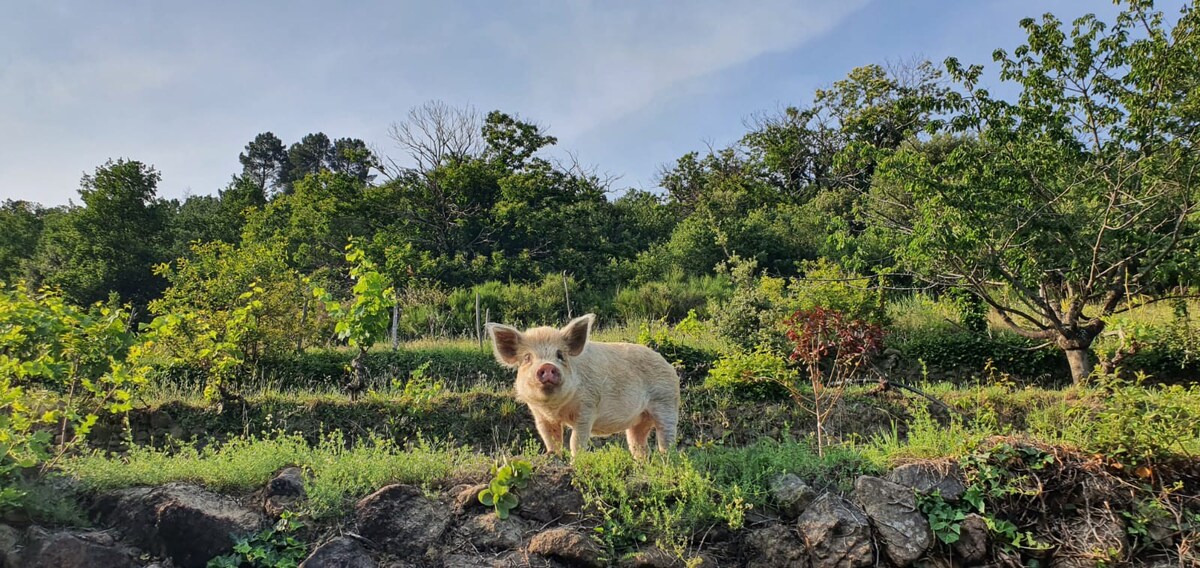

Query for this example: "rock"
[768,474,817,519]
[16,526,135,568]
[264,467,307,517]
[457,513,529,551]
[742,523,807,568]
[355,484,451,558]
[526,527,601,568]
[454,483,489,514]
[299,536,376,568]
[0,524,21,567]
[888,462,967,503]
[854,475,933,567]
[96,483,265,568]
[514,467,583,523]
[796,493,873,568]
[953,513,988,564]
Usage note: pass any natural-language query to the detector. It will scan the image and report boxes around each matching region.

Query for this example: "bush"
[887,328,1067,385]
[712,257,884,353]
[636,325,721,385]
[157,345,508,392]
[703,348,792,400]
[614,275,731,322]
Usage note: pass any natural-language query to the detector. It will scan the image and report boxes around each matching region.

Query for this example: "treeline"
[2,65,934,338]
[3,1,1199,384]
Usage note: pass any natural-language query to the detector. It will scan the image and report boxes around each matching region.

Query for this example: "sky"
[0,0,1124,206]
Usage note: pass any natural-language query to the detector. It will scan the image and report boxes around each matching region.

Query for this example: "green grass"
[63,431,492,518]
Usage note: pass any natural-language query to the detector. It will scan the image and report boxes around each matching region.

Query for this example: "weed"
[208,511,308,567]
[478,458,532,519]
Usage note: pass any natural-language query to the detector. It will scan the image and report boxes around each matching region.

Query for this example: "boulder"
[0,523,21,568]
[796,493,873,568]
[15,526,135,568]
[263,467,307,517]
[355,484,451,558]
[887,462,967,503]
[457,513,529,551]
[96,483,265,568]
[299,536,376,568]
[526,527,602,568]
[514,467,583,523]
[855,475,933,567]
[742,523,807,568]
[953,513,989,564]
[768,474,817,519]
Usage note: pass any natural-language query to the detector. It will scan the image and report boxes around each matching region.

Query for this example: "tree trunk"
[390,301,400,350]
[1064,347,1093,385]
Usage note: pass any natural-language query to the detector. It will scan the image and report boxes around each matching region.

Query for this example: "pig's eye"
[555,350,565,361]
[523,354,532,365]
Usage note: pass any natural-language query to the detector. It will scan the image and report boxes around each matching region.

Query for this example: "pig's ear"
[561,313,595,356]
[486,323,523,367]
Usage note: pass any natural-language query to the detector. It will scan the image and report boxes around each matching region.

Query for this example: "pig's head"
[486,314,594,403]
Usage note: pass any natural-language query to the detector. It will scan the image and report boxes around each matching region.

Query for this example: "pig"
[486,314,680,458]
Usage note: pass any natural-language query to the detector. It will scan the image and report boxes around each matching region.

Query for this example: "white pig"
[486,314,680,458]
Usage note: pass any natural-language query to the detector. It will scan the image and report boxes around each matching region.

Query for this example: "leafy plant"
[208,511,308,568]
[478,458,532,519]
[313,243,395,397]
[0,283,152,511]
[776,306,884,455]
[918,490,966,545]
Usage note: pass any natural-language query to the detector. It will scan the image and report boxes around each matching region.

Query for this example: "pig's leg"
[651,403,679,453]
[625,414,653,460]
[534,415,564,454]
[569,412,595,456]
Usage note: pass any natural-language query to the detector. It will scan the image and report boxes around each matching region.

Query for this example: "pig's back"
[575,341,680,403]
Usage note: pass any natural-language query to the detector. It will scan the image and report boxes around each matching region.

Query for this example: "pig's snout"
[536,363,562,387]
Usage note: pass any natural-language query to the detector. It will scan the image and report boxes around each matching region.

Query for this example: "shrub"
[703,348,793,400]
[614,275,731,323]
[886,328,1067,385]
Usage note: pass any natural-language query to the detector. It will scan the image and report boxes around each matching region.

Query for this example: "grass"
[63,431,493,518]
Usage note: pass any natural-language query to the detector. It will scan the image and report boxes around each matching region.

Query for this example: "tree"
[314,244,395,398]
[870,1,1200,383]
[238,132,289,198]
[28,160,169,306]
[0,200,46,283]
[331,137,381,183]
[285,133,334,190]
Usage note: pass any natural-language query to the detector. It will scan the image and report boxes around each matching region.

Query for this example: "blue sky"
[1,1,1121,206]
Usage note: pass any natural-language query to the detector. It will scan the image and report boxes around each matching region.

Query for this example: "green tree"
[314,244,395,398]
[871,1,1200,383]
[239,132,289,198]
[28,160,169,306]
[0,201,47,284]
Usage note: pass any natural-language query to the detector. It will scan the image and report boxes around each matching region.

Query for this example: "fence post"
[475,291,483,351]
[563,271,572,320]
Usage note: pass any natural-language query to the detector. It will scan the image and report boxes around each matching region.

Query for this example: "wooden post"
[562,271,572,320]
[475,291,482,350]
[390,299,400,350]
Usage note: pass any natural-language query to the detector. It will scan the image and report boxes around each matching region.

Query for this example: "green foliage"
[614,275,730,323]
[28,159,170,305]
[712,256,883,353]
[0,283,151,512]
[887,328,1067,384]
[315,244,395,351]
[148,284,264,402]
[635,324,721,385]
[152,241,323,358]
[477,458,532,519]
[686,439,877,503]
[869,1,1200,382]
[917,491,967,545]
[573,445,747,562]
[208,512,307,568]
[1051,377,1200,468]
[703,348,792,400]
[64,431,491,519]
